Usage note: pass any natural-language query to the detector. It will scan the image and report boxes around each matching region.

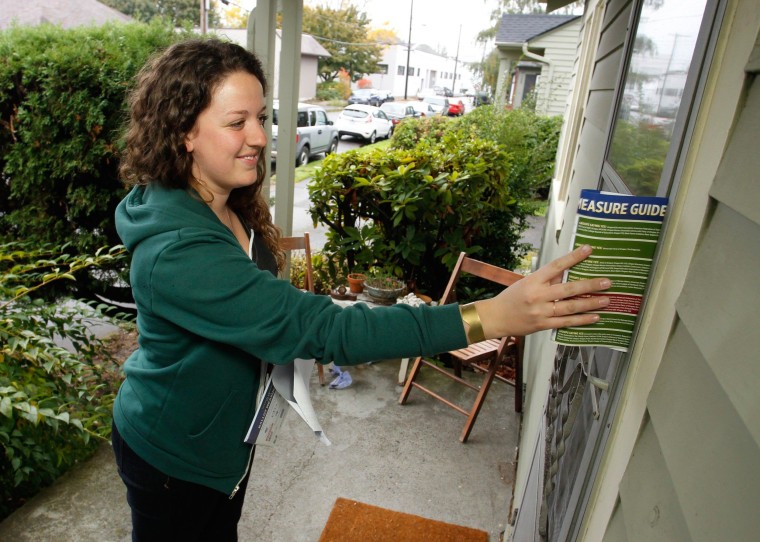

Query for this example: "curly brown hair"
[120,38,284,270]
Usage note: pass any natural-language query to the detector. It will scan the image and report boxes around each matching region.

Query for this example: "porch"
[0,359,521,541]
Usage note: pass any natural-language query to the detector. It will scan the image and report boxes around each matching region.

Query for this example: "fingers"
[549,276,611,302]
[546,312,602,331]
[552,293,609,318]
[533,244,593,282]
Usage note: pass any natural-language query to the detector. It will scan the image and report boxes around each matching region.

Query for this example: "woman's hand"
[476,245,611,340]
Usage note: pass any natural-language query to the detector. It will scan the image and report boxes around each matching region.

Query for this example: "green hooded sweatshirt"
[114,184,467,495]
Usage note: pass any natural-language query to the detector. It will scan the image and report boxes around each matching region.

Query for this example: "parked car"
[434,86,453,97]
[422,96,450,116]
[379,102,418,126]
[348,88,382,107]
[416,88,437,100]
[375,90,395,104]
[335,104,394,143]
[473,92,492,107]
[409,101,439,117]
[447,99,465,117]
[271,101,339,167]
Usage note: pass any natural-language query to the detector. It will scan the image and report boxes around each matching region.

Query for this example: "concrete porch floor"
[0,359,521,541]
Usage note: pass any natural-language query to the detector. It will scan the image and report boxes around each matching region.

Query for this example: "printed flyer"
[553,189,668,351]
[244,359,330,447]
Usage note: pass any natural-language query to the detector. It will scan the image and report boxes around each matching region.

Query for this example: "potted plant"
[363,274,406,304]
[347,272,366,294]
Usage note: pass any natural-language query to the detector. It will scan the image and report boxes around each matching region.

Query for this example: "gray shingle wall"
[0,0,131,30]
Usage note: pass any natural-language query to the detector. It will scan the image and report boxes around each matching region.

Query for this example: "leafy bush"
[287,251,335,295]
[308,122,526,300]
[0,21,190,306]
[0,242,130,520]
[309,107,562,300]
[316,81,343,102]
[390,115,452,150]
[456,105,563,199]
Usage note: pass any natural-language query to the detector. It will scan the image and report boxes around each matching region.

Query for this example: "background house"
[214,28,330,101]
[0,0,131,29]
[509,0,760,540]
[366,42,475,98]
[495,14,581,116]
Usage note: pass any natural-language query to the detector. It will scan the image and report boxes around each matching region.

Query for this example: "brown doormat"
[318,497,489,542]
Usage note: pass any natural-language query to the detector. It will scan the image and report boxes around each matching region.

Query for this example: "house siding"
[512,0,760,540]
[557,0,630,258]
[511,1,631,536]
[614,412,691,541]
[531,24,583,116]
[607,76,760,540]
[517,0,630,490]
[584,1,760,539]
[605,77,760,541]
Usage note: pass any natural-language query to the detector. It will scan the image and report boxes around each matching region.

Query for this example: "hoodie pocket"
[187,389,237,440]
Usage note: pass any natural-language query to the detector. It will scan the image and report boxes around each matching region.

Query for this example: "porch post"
[274,1,303,236]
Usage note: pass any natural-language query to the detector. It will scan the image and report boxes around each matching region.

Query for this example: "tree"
[301,5,383,83]
[472,49,500,94]
[100,0,221,28]
[217,2,248,29]
[368,27,399,46]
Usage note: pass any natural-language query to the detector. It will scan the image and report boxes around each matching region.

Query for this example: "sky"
[229,0,500,64]
[349,0,498,63]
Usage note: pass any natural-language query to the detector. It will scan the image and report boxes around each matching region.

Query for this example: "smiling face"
[184,71,267,199]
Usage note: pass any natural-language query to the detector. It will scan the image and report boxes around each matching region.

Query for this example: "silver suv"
[271,101,339,167]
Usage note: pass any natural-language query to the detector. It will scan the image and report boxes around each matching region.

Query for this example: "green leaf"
[54,412,70,424]
[0,397,12,418]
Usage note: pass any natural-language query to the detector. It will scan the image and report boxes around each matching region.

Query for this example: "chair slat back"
[439,252,524,305]
[279,232,314,293]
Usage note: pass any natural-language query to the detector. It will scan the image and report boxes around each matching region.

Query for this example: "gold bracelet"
[460,303,485,344]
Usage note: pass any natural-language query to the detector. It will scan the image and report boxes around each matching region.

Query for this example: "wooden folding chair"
[399,252,524,442]
[279,232,324,385]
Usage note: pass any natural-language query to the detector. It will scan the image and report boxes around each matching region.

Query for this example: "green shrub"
[315,81,343,102]
[456,105,563,199]
[0,21,191,306]
[286,251,335,295]
[308,123,527,300]
[0,242,131,520]
[309,108,562,300]
[390,115,451,150]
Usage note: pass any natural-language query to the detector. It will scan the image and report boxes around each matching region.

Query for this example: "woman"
[112,38,610,541]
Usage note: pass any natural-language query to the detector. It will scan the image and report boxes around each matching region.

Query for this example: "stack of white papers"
[244,359,330,446]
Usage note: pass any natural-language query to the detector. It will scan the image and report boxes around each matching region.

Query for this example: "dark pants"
[112,422,251,542]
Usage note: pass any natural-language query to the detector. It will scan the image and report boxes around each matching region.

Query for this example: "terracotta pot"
[347,273,366,293]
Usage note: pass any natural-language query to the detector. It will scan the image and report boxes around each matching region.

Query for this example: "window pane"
[608,0,707,195]
[343,109,368,119]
